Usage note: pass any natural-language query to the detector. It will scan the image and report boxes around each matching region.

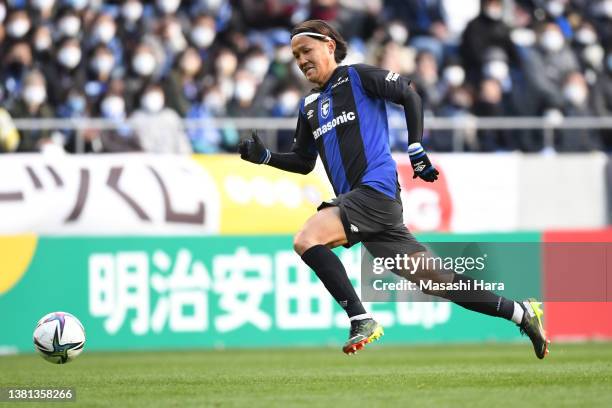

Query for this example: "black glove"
[238,131,270,164]
[408,143,439,182]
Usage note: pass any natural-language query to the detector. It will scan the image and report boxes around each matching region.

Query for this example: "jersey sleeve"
[351,63,424,145]
[351,64,413,105]
[290,107,318,160]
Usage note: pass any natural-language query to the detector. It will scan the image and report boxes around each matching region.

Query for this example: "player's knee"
[293,230,318,256]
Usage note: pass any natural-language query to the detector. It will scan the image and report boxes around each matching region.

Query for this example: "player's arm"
[238,112,317,175]
[352,64,438,182]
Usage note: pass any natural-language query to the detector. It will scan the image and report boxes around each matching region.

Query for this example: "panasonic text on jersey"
[312,111,356,139]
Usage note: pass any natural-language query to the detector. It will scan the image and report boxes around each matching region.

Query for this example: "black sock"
[443,274,514,320]
[301,245,367,318]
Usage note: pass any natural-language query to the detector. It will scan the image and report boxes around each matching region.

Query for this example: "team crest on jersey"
[320,97,331,119]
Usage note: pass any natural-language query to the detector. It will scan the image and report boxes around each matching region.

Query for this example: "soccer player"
[239,20,549,358]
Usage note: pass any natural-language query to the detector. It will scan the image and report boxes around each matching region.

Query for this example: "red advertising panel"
[543,229,612,340]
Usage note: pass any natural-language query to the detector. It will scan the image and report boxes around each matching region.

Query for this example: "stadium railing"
[9,116,612,153]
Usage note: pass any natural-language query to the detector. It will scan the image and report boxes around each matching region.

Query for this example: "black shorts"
[317,186,426,257]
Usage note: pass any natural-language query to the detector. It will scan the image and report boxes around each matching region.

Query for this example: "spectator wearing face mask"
[163,47,203,116]
[3,10,32,48]
[159,16,188,70]
[129,84,192,153]
[56,89,92,152]
[556,71,602,151]
[190,14,217,54]
[125,42,161,111]
[186,86,226,153]
[83,44,116,106]
[227,69,268,117]
[521,22,580,112]
[45,37,86,107]
[30,0,57,25]
[86,12,123,68]
[155,0,183,18]
[540,0,573,38]
[460,0,519,81]
[270,83,301,151]
[53,8,82,41]
[118,0,146,54]
[30,25,54,67]
[1,41,33,106]
[572,21,605,79]
[9,69,55,152]
[88,85,141,153]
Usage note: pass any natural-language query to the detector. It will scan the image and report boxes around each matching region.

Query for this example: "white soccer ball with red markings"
[33,312,86,364]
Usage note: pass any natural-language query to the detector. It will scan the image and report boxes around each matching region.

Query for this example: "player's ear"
[327,39,335,56]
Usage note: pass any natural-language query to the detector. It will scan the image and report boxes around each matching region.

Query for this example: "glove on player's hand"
[238,131,270,164]
[409,143,439,182]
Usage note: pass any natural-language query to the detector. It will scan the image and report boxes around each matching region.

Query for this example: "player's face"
[291,35,336,86]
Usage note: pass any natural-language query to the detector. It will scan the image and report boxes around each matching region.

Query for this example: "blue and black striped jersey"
[292,64,416,199]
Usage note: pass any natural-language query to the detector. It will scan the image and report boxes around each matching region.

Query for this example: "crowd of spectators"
[0,0,611,154]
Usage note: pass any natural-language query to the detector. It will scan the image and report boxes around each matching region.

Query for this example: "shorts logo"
[320,97,331,119]
[350,224,359,233]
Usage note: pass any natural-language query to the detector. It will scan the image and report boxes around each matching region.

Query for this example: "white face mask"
[58,46,82,69]
[583,45,604,69]
[235,80,256,102]
[442,66,465,87]
[546,1,565,17]
[575,29,597,45]
[58,16,81,37]
[34,35,52,51]
[600,0,612,18]
[388,24,408,44]
[94,22,116,44]
[563,84,587,106]
[32,0,55,10]
[101,95,125,118]
[279,91,300,113]
[141,91,164,113]
[157,0,180,14]
[167,30,187,53]
[92,55,115,74]
[540,30,564,52]
[132,53,156,76]
[24,86,47,105]
[483,60,509,81]
[204,93,225,114]
[511,28,536,47]
[484,5,503,20]
[191,26,216,48]
[7,18,30,38]
[122,1,143,22]
[275,46,293,64]
[245,57,269,81]
[68,0,89,11]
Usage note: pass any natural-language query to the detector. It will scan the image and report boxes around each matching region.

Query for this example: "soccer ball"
[33,312,86,364]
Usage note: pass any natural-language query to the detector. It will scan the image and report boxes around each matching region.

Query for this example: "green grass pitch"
[1,343,611,407]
